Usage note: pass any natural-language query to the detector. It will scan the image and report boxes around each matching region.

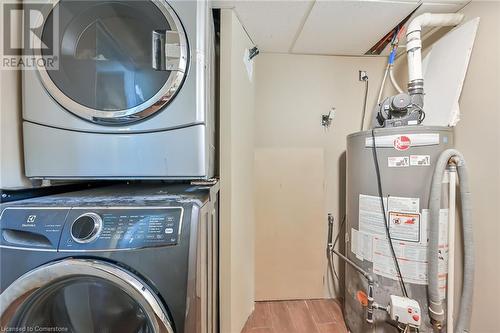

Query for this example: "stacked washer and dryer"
[1,1,219,333]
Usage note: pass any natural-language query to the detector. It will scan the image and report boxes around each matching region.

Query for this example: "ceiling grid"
[212,0,470,56]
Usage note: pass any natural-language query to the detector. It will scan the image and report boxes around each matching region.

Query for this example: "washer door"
[35,0,188,125]
[0,259,174,333]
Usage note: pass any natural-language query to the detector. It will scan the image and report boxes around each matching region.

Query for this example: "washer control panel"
[0,208,69,249]
[59,207,184,251]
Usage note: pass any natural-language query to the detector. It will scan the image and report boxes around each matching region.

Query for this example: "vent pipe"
[406,13,464,107]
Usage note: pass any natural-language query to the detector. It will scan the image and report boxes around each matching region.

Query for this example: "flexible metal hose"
[389,65,403,94]
[428,149,474,332]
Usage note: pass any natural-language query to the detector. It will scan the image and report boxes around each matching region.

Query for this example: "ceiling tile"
[292,0,420,56]
[215,0,314,53]
[414,1,470,36]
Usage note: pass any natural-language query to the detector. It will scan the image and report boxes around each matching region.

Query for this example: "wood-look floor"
[242,299,349,333]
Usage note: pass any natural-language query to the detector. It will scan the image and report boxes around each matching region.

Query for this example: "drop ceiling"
[213,0,470,56]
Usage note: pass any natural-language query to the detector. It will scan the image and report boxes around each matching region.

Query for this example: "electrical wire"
[411,104,426,123]
[370,129,409,298]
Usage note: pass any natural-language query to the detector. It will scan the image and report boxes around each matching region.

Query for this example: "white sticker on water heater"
[351,228,361,260]
[410,155,431,166]
[358,195,420,235]
[387,196,420,214]
[388,156,410,168]
[358,194,387,237]
[350,228,374,262]
[372,237,429,285]
[388,211,421,242]
[358,231,374,262]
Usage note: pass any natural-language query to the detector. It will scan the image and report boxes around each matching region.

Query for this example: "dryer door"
[0,259,174,333]
[34,0,188,125]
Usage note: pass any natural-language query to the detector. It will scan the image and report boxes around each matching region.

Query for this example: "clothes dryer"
[23,0,215,179]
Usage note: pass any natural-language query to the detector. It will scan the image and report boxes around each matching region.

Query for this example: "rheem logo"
[394,136,411,151]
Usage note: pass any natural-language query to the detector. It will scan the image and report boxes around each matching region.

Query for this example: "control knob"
[71,213,102,243]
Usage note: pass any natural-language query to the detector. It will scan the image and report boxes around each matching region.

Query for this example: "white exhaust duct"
[406,13,465,87]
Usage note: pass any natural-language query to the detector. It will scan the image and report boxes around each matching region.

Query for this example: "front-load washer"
[23,0,215,179]
[0,183,219,333]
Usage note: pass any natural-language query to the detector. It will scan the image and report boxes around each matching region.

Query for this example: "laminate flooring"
[241,299,349,333]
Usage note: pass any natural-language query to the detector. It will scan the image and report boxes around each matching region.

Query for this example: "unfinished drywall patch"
[255,147,326,300]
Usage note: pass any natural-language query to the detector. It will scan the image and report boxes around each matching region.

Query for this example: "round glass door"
[11,277,153,332]
[36,0,188,125]
[0,260,174,333]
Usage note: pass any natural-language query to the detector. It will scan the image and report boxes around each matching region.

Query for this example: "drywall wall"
[452,2,499,331]
[219,9,256,333]
[254,53,386,300]
[0,10,31,190]
[389,2,499,331]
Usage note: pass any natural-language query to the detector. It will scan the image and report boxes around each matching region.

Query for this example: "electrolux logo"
[22,214,38,227]
[1,2,59,70]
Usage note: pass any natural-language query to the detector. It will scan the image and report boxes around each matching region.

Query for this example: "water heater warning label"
[388,211,421,242]
[372,237,429,285]
[410,155,431,166]
[388,156,410,168]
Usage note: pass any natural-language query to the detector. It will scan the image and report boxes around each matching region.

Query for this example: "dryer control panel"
[59,207,184,251]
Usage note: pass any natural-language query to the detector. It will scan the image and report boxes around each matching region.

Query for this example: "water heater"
[344,126,453,332]
[337,12,475,333]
